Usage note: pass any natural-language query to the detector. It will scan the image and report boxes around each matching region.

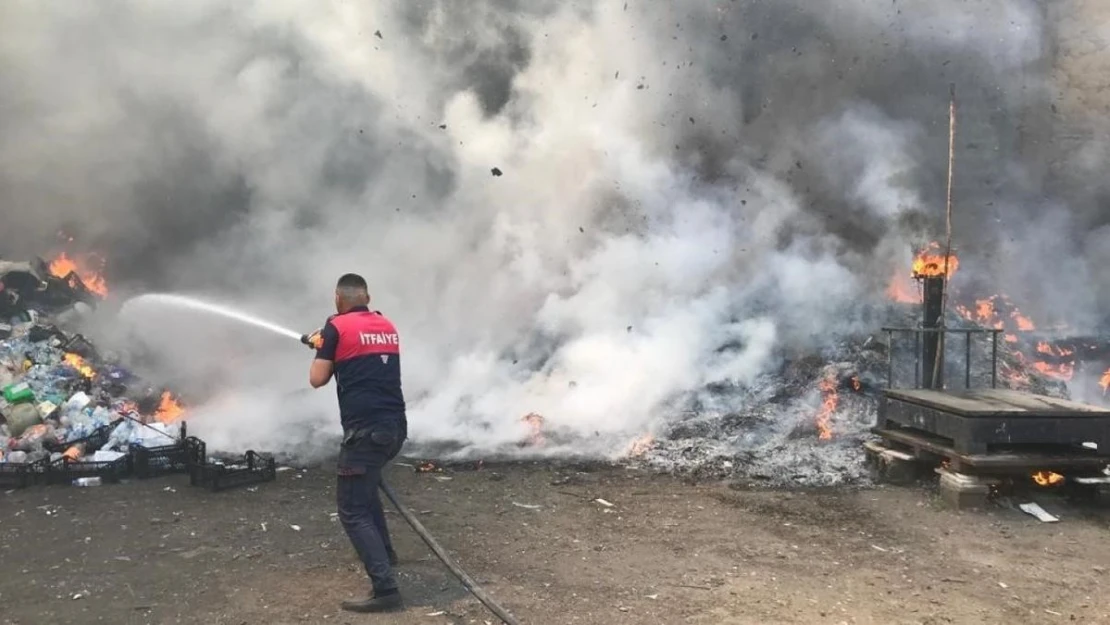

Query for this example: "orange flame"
[154,391,185,424]
[63,353,96,379]
[626,434,655,458]
[1032,471,1064,486]
[521,412,545,447]
[885,271,919,304]
[911,242,959,279]
[816,377,837,441]
[1100,368,1110,394]
[885,243,958,304]
[48,252,108,297]
[1030,342,1076,381]
[953,295,1064,387]
[956,295,1037,335]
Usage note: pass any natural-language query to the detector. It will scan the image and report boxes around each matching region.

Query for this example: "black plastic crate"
[131,434,204,479]
[45,421,118,454]
[47,454,131,485]
[184,437,207,482]
[0,457,50,489]
[190,451,276,492]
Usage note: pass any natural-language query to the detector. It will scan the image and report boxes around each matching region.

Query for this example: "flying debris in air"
[374,30,382,39]
[491,167,503,177]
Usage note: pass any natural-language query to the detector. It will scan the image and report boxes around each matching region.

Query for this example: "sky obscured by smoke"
[2,0,1108,457]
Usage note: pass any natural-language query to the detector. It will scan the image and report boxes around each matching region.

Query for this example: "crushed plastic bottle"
[64,391,92,413]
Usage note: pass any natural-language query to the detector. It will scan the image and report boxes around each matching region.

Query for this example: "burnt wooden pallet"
[872,425,1110,475]
[876,389,1110,454]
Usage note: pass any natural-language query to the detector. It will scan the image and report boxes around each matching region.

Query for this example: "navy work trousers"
[336,418,405,593]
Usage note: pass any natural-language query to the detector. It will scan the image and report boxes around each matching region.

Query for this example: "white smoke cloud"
[3,0,1108,459]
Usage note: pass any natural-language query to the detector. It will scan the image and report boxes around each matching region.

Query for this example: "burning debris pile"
[623,244,1110,488]
[0,255,188,475]
[409,241,1109,489]
[0,253,275,490]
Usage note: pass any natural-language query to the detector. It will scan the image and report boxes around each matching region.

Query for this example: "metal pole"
[886,330,894,388]
[931,83,958,391]
[991,332,998,388]
[965,331,971,389]
[915,330,922,388]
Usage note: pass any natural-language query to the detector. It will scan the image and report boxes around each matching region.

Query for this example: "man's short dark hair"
[336,273,368,291]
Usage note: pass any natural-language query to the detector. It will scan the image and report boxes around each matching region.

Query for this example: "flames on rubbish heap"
[885,243,1109,394]
[518,411,656,458]
[48,251,108,297]
[154,391,186,424]
[811,373,865,441]
[521,412,545,447]
[1031,471,1064,487]
[63,353,96,379]
[954,294,1036,345]
[626,434,655,458]
[816,376,838,441]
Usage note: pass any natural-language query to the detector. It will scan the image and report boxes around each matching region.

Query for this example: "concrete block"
[936,468,999,510]
[864,440,922,485]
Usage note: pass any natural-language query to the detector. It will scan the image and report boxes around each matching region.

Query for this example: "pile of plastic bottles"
[1,317,179,467]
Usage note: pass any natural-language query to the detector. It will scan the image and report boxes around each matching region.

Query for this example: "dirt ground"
[1,460,1107,625]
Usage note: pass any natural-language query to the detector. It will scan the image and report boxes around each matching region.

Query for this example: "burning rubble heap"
[603,244,1108,488]
[0,253,215,486]
[414,242,1108,488]
[0,251,277,491]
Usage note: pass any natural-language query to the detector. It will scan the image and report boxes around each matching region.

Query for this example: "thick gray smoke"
[2,0,1108,458]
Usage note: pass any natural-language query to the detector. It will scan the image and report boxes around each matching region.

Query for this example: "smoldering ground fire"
[1,1,1109,470]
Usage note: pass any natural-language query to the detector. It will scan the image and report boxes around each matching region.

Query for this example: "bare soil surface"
[1,461,1107,625]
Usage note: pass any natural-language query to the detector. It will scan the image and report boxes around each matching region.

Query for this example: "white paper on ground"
[1018,502,1059,523]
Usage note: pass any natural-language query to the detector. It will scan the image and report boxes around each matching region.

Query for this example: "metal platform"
[876,388,1110,454]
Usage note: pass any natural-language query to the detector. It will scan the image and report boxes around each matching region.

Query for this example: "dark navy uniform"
[315,306,407,595]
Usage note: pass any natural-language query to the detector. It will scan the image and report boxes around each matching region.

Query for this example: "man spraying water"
[304,273,407,613]
[121,287,522,621]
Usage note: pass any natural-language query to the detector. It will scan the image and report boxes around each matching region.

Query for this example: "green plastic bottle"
[2,382,35,404]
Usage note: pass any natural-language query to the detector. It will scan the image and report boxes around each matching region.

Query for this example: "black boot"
[340,589,404,613]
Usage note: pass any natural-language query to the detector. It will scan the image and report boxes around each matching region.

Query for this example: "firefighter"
[307,273,407,613]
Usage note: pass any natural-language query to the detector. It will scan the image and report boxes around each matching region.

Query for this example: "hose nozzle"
[301,331,323,349]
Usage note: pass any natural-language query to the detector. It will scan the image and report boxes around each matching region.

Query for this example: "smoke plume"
[2,0,1107,458]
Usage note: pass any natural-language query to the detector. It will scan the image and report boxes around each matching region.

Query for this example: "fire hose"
[300,331,522,624]
[380,480,523,625]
